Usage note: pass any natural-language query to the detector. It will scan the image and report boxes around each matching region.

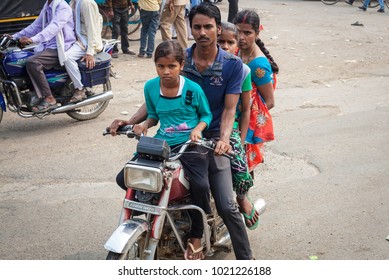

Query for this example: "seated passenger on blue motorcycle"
[10,0,76,113]
[64,0,103,103]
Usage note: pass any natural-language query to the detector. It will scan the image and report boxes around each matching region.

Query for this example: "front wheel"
[66,80,111,121]
[320,0,339,5]
[106,230,147,260]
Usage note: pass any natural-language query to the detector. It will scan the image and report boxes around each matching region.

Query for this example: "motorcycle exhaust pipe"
[51,90,113,114]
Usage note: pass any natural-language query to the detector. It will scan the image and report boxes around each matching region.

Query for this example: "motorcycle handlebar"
[103,125,236,159]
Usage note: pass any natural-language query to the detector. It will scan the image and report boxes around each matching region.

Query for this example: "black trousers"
[112,7,129,52]
[228,0,239,23]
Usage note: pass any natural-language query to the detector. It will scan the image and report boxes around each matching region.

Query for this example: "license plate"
[123,199,163,215]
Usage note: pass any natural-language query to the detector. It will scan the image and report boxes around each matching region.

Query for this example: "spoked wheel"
[66,81,111,121]
[128,3,141,41]
[321,0,339,5]
[106,231,147,260]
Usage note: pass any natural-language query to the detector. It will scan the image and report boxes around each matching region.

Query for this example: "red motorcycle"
[103,125,266,260]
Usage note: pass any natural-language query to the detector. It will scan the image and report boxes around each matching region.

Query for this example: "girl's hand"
[133,124,147,136]
[108,119,129,136]
[190,128,202,142]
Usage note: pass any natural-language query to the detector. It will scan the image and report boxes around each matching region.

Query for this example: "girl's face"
[155,54,183,84]
[217,29,238,54]
[236,23,257,51]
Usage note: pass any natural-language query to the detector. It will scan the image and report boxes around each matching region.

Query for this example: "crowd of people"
[7,0,278,260]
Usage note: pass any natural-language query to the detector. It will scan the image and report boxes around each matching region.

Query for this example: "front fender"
[104,218,149,254]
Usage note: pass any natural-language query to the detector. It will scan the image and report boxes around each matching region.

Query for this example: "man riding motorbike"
[8,0,76,113]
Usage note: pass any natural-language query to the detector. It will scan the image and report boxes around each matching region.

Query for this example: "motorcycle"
[103,125,266,260]
[0,36,116,124]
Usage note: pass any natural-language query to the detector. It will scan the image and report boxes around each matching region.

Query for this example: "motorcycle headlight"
[124,164,163,193]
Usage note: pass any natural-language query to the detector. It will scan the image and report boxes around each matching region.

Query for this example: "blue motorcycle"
[0,36,116,124]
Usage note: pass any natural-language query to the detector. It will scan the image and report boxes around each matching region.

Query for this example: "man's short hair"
[189,2,221,28]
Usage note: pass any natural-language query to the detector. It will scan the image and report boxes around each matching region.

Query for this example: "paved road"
[0,0,388,260]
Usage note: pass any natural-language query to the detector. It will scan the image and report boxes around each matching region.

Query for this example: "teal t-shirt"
[144,75,213,146]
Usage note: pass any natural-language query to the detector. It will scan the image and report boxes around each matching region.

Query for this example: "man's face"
[191,14,221,48]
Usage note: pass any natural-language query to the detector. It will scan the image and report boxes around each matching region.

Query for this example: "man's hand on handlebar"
[19,37,33,45]
[214,139,232,156]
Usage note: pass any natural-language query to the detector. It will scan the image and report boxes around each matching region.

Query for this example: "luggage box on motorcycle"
[78,52,111,87]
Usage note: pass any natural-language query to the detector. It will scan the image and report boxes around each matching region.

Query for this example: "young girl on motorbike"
[129,40,212,260]
[217,21,259,230]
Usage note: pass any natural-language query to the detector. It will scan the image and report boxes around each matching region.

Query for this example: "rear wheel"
[320,0,339,5]
[0,108,3,124]
[106,230,147,260]
[66,81,111,121]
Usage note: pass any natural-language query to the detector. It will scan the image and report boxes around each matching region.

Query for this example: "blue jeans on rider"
[139,10,159,56]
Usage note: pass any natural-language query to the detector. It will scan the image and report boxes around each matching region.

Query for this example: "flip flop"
[32,100,58,113]
[242,201,260,230]
[184,239,204,260]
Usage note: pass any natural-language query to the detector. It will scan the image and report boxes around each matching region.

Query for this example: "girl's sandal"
[184,239,204,260]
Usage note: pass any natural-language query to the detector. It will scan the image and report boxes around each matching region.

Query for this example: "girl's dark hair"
[234,9,279,74]
[154,40,185,65]
[189,2,221,28]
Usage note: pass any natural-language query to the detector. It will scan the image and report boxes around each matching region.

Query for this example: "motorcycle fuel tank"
[2,49,33,77]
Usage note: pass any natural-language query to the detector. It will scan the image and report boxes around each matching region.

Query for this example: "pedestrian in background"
[138,0,160,58]
[106,0,137,58]
[358,0,385,12]
[160,0,189,49]
[228,0,239,23]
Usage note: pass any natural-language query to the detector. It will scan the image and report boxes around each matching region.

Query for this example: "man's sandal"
[69,89,86,103]
[32,100,58,113]
[184,239,204,260]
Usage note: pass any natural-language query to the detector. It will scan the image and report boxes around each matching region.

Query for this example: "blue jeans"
[139,10,159,56]
[363,0,385,9]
